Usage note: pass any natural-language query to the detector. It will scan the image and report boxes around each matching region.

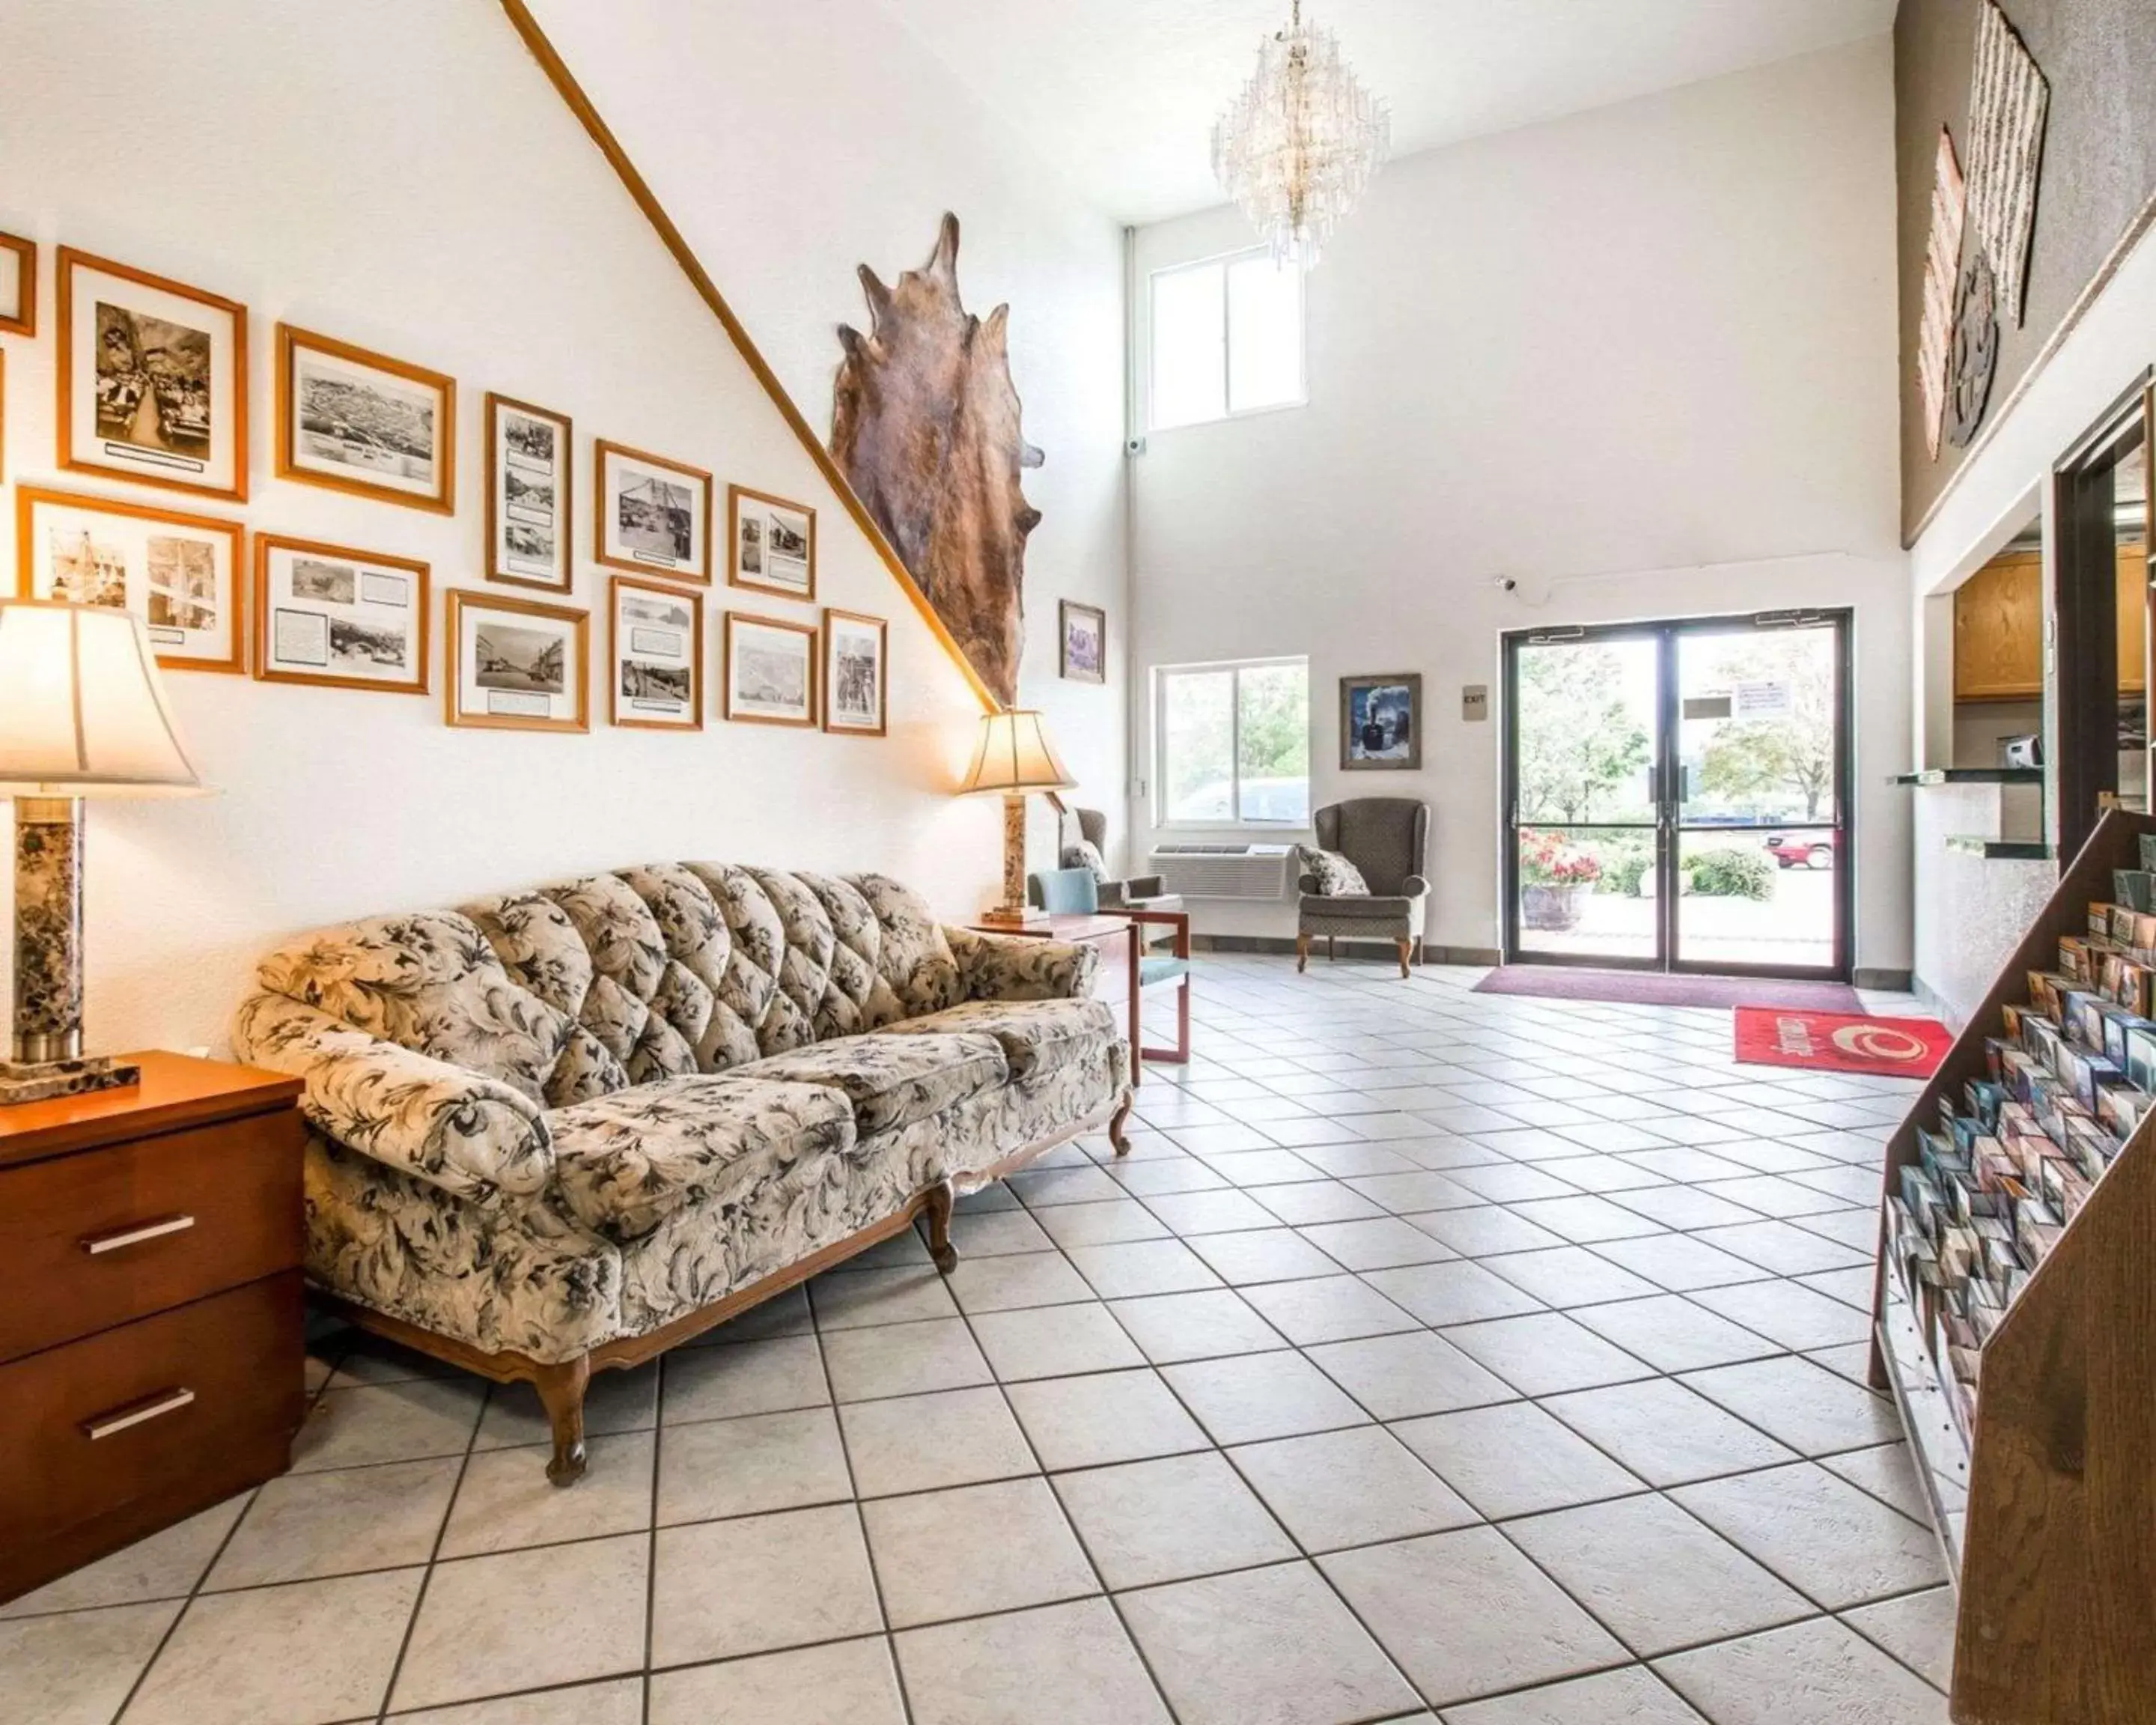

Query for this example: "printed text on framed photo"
[1059,600,1106,684]
[445,590,588,733]
[58,248,248,502]
[254,535,428,696]
[0,231,34,337]
[821,607,888,736]
[16,485,244,674]
[276,324,456,513]
[728,484,816,601]
[724,611,816,728]
[596,439,710,582]
[610,575,703,731]
[1340,672,1422,771]
[485,393,572,591]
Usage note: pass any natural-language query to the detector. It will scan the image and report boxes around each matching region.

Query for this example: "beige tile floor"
[1,956,1957,1725]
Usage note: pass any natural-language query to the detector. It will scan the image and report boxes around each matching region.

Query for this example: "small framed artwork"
[611,575,703,731]
[0,231,33,336]
[1059,600,1106,684]
[446,590,588,732]
[58,247,247,502]
[255,535,428,695]
[723,611,816,727]
[277,324,456,512]
[728,484,815,600]
[1341,672,1422,770]
[597,439,710,582]
[821,607,887,736]
[485,392,572,591]
[16,484,244,673]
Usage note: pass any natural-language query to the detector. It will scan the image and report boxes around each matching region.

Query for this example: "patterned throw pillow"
[1300,846,1369,897]
[1062,839,1110,883]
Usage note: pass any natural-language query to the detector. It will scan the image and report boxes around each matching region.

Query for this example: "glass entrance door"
[1503,611,1853,980]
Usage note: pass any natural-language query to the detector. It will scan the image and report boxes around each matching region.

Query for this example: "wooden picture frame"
[485,392,573,592]
[596,439,711,582]
[609,575,704,731]
[1059,600,1106,684]
[1340,672,1422,770]
[0,231,33,337]
[723,611,817,728]
[15,484,246,674]
[58,247,249,502]
[821,607,888,736]
[727,484,816,600]
[254,535,429,696]
[276,324,456,513]
[445,590,588,733]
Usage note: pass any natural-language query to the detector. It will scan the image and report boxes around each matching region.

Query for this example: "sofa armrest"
[1401,874,1431,898]
[948,926,1101,1002]
[234,992,553,1204]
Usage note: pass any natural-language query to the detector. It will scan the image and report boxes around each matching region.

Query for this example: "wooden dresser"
[0,1052,306,1604]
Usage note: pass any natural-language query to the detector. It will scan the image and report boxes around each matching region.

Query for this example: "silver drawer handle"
[82,1387,196,1441]
[81,1214,196,1256]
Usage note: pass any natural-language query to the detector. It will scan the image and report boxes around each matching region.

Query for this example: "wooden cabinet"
[1955,547,2150,702]
[0,1053,305,1605]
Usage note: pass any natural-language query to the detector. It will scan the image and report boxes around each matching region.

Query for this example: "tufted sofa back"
[249,865,966,1110]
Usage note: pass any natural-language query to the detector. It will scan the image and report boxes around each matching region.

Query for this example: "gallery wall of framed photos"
[0,0,1063,1059]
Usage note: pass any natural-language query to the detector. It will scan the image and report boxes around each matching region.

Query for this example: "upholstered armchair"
[1297,798,1431,979]
[1047,806,1183,916]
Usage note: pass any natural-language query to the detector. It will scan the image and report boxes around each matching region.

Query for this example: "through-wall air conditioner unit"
[1147,843,1295,901]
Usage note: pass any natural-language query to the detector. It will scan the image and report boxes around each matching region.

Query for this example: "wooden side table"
[0,1052,307,1604]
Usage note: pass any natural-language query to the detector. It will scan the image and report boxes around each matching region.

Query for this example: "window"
[1149,250,1304,431]
[1157,657,1310,825]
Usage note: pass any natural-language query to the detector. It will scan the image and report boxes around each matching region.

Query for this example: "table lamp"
[959,708,1075,929]
[0,600,204,1105]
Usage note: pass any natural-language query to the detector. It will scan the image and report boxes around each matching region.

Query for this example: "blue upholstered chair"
[1026,866,1193,1074]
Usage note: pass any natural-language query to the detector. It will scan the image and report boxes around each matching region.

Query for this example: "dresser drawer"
[0,1109,304,1363]
[0,1273,304,1602]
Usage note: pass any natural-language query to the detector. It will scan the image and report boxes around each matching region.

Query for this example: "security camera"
[1494,576,1519,593]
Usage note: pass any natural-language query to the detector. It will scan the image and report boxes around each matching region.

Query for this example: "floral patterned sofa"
[232,863,1133,1482]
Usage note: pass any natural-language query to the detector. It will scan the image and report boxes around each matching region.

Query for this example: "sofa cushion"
[736,1032,1008,1135]
[547,1074,856,1244]
[886,997,1118,1081]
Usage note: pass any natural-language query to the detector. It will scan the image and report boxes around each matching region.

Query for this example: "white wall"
[524,0,1131,861]
[1130,37,1913,974]
[0,0,1120,1057]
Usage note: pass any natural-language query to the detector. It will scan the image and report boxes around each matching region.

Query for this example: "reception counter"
[1898,768,2053,1028]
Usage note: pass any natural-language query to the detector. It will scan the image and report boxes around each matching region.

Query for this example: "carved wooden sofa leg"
[1109,1092,1135,1157]
[534,1354,591,1487]
[924,1178,959,1274]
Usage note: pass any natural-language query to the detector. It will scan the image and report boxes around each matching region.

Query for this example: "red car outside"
[1766,831,1838,869]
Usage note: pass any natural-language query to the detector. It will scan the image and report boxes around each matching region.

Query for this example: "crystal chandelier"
[1211,0,1390,267]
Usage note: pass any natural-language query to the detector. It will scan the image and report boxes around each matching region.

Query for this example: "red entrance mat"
[1734,1007,1952,1077]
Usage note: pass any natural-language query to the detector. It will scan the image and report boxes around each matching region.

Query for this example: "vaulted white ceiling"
[878,0,1897,225]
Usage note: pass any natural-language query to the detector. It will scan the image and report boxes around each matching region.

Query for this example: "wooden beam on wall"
[496,0,1000,716]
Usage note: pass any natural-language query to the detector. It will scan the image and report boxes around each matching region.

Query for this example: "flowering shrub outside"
[1518,830,1604,888]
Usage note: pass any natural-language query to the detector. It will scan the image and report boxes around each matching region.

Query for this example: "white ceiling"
[880,0,1896,225]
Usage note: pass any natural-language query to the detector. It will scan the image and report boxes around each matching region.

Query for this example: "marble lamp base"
[0,1054,141,1107]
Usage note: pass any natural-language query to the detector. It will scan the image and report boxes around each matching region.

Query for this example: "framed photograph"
[0,231,33,337]
[1341,672,1422,770]
[486,392,572,591]
[255,535,428,695]
[723,611,815,728]
[446,591,588,732]
[277,324,455,512]
[597,439,710,582]
[728,484,815,600]
[58,248,247,502]
[1059,600,1106,684]
[16,484,243,673]
[611,575,703,731]
[821,607,887,736]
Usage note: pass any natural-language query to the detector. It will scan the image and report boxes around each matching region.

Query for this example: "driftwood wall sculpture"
[832,213,1041,708]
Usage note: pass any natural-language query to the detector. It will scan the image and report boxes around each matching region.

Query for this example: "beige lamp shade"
[959,708,1076,795]
[0,600,204,797]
